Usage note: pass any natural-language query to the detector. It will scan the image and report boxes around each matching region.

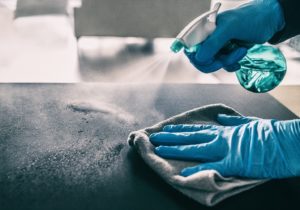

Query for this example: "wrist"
[275,120,300,140]
[262,0,285,34]
[275,119,300,176]
[281,120,300,140]
[265,0,286,43]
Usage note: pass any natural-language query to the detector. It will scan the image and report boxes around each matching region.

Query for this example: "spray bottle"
[170,3,286,93]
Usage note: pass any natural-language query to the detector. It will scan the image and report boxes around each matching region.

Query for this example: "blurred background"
[0,0,300,90]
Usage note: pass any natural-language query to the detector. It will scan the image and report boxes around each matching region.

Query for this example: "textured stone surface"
[0,84,299,210]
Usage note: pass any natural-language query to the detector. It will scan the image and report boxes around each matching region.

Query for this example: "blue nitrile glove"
[185,0,285,73]
[150,114,300,179]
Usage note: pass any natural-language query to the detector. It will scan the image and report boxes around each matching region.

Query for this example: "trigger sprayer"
[170,3,287,93]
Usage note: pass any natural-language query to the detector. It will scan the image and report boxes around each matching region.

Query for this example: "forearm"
[269,0,300,44]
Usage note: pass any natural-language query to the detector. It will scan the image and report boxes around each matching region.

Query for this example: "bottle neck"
[210,0,251,12]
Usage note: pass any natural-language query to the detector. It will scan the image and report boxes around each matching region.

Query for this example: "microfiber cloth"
[127,104,267,206]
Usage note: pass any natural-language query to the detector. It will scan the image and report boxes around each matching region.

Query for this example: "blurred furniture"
[74,0,210,38]
[15,0,68,17]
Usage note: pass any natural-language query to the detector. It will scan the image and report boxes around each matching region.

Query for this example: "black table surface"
[0,84,299,210]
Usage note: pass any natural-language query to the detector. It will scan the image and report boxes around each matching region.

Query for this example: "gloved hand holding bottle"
[185,0,285,73]
[150,114,300,179]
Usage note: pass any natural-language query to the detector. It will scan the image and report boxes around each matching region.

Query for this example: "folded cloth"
[127,104,266,206]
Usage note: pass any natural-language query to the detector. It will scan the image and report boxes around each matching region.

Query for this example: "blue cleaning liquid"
[236,45,286,93]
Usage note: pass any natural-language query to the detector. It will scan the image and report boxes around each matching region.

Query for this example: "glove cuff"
[269,0,300,44]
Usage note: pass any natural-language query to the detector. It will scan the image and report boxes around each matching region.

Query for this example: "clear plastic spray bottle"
[170,2,286,93]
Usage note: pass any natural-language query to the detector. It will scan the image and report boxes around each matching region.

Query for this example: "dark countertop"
[0,84,299,210]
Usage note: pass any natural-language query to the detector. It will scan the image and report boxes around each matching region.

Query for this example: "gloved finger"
[195,60,224,73]
[218,47,248,67]
[163,124,218,132]
[180,161,224,177]
[150,130,217,146]
[217,114,260,126]
[223,63,241,72]
[184,49,194,58]
[154,141,225,162]
[195,22,231,64]
[184,51,223,73]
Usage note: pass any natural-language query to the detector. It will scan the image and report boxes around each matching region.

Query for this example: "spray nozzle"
[170,39,185,53]
[170,3,222,53]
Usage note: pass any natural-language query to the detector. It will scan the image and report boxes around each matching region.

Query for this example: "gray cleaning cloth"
[127,104,266,206]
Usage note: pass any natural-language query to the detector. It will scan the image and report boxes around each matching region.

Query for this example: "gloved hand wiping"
[185,0,285,73]
[150,114,300,179]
